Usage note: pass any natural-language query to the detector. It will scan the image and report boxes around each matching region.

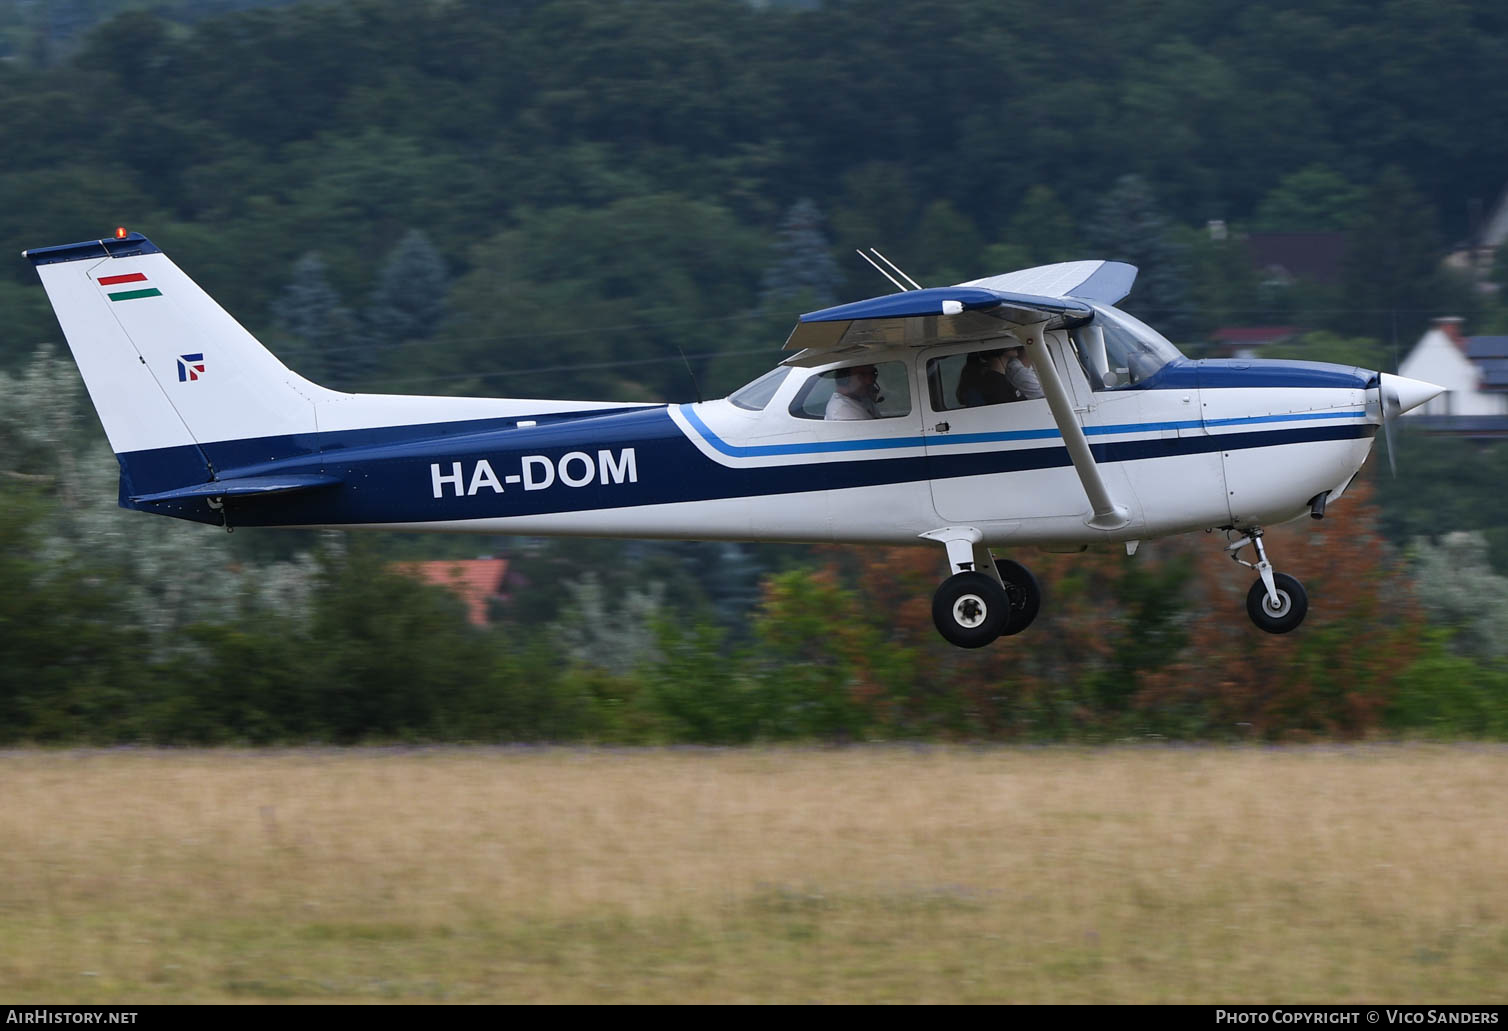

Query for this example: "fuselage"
[130,310,1378,548]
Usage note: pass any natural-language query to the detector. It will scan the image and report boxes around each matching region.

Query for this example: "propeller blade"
[1382,379,1400,477]
[1382,392,1397,477]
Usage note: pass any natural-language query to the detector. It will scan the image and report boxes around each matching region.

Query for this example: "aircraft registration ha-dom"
[24,230,1443,648]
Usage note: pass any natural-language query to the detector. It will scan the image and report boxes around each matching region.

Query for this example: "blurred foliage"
[1408,532,1508,662]
[3,429,1505,742]
[1376,431,1508,574]
[5,0,1508,742]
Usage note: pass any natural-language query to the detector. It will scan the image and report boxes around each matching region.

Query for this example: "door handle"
[934,421,950,432]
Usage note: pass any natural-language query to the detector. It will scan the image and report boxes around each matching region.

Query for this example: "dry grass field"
[0,744,1504,1003]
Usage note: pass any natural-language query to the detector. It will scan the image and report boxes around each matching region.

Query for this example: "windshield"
[1070,304,1184,390]
[728,366,791,410]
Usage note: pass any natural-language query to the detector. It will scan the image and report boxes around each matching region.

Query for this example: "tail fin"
[23,232,335,499]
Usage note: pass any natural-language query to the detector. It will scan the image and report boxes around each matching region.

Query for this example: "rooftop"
[1246,232,1349,286]
[390,558,511,627]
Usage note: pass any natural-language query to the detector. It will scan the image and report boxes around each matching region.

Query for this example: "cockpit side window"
[789,360,912,420]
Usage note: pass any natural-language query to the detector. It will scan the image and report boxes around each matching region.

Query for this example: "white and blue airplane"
[24,230,1443,648]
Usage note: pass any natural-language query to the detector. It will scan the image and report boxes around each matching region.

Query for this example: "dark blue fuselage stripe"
[114,404,663,497]
[119,406,1373,528]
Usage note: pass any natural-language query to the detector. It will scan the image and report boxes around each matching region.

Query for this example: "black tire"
[1246,572,1308,634]
[995,559,1042,636]
[932,571,1009,648]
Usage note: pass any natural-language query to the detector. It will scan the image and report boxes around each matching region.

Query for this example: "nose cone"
[1379,372,1446,415]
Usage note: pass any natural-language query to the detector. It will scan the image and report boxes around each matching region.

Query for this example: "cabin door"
[917,342,1084,524]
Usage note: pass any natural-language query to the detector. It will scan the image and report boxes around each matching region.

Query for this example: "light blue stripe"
[1091,409,1364,435]
[1202,410,1363,429]
[678,405,1366,459]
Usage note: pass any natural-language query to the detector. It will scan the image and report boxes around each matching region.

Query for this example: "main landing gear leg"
[919,528,1042,648]
[1227,528,1308,634]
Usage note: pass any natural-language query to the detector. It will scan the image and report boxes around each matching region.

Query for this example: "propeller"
[1379,377,1402,477]
[1371,373,1445,477]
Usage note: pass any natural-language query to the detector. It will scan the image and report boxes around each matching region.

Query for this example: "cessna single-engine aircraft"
[25,230,1443,648]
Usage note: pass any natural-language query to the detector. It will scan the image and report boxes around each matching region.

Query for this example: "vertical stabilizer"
[24,233,333,496]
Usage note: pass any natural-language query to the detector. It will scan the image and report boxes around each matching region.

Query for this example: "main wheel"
[1246,572,1308,634]
[932,571,1009,648]
[995,559,1042,636]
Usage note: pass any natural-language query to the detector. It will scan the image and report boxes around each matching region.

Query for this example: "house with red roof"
[389,557,514,627]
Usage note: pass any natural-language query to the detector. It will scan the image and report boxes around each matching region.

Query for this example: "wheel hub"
[1264,592,1291,617]
[952,594,988,628]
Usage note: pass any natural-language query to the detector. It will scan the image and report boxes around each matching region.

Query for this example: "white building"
[1397,317,1508,419]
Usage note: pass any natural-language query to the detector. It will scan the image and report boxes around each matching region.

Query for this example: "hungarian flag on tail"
[98,271,161,301]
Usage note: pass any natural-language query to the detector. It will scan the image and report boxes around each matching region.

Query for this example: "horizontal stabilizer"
[131,473,341,504]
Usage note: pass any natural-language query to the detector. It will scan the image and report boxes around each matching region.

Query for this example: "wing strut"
[1023,327,1131,531]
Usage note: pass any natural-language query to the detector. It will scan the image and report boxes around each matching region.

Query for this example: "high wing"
[954,259,1138,306]
[782,260,1136,367]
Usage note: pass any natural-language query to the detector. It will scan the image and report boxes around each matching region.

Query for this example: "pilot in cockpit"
[825,364,882,420]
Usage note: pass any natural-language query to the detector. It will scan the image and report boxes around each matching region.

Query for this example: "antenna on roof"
[869,248,924,290]
[673,340,704,404]
[856,249,908,292]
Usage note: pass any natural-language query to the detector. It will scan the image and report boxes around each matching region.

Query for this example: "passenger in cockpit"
[1004,346,1044,400]
[956,349,1017,407]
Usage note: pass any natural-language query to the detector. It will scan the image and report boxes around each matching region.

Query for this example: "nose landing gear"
[1227,529,1308,634]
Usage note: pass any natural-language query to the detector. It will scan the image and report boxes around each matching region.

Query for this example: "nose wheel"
[1228,529,1308,634]
[1245,572,1308,633]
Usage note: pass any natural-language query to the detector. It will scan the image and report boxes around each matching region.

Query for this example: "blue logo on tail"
[177,353,205,382]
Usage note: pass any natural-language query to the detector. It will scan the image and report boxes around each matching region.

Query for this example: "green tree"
[1001,185,1082,267]
[759,198,840,311]
[1409,532,1508,661]
[1377,432,1508,574]
[363,228,448,384]
[910,199,984,286]
[749,568,879,741]
[1180,224,1261,340]
[1253,165,1366,231]
[271,252,357,386]
[303,542,491,742]
[436,194,762,402]
[1338,167,1455,344]
[1086,174,1192,339]
[0,485,150,743]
